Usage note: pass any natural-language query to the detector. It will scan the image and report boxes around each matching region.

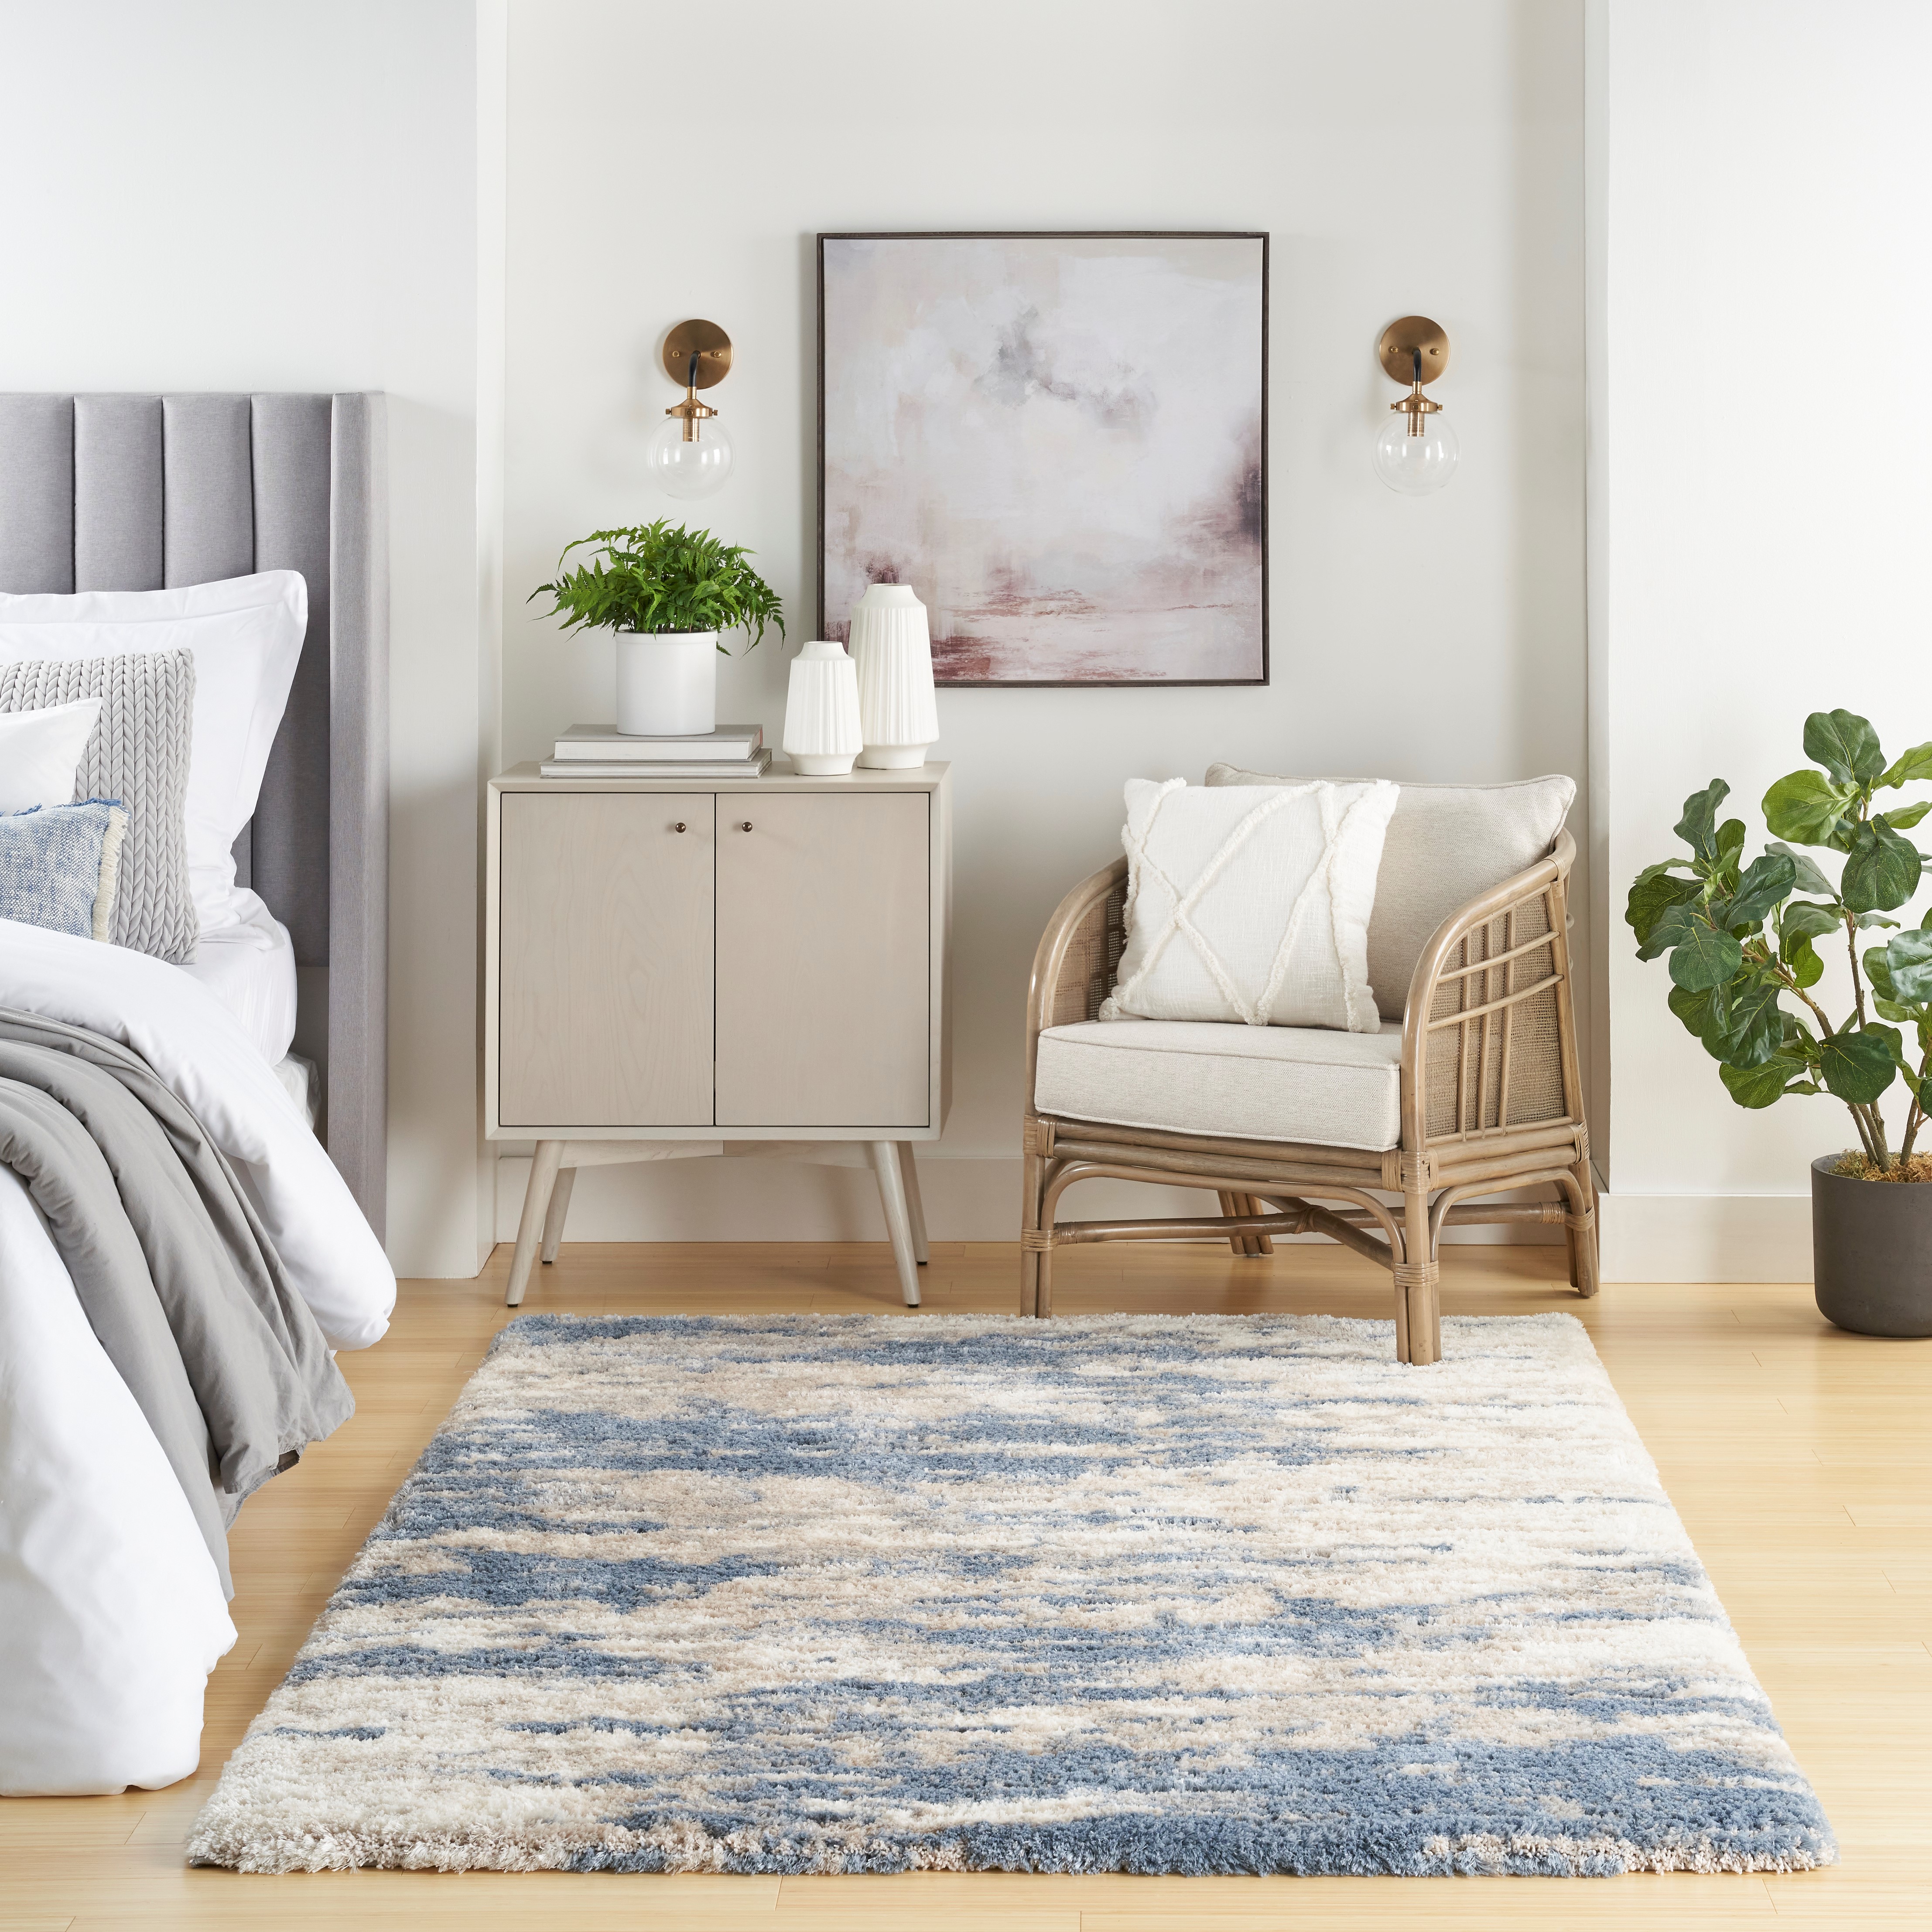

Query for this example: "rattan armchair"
[1020,828,1596,1364]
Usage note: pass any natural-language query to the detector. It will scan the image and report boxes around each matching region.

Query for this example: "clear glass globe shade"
[647,416,733,499]
[1374,412,1459,495]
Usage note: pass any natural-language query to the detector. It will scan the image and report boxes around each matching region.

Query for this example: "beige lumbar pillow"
[1101,777,1399,1033]
[1206,766,1576,1020]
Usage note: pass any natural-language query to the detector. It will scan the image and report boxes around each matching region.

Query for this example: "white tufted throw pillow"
[1101,778,1400,1033]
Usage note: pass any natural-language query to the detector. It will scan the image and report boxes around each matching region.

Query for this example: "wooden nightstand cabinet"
[486,761,951,1306]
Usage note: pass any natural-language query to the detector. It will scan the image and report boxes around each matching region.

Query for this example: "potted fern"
[1628,710,1932,1335]
[531,520,784,735]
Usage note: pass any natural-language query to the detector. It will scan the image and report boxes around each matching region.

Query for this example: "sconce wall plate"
[662,319,732,389]
[1376,316,1449,386]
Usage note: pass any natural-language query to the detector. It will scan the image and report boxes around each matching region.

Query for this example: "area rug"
[188,1312,1834,1876]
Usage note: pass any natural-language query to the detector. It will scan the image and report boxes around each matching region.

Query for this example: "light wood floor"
[5,1240,1930,1930]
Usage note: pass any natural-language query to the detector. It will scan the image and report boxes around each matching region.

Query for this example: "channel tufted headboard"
[0,392,389,1239]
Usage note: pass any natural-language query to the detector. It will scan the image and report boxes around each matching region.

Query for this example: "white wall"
[499,0,1589,1242]
[1589,0,1932,1278]
[0,0,495,1277]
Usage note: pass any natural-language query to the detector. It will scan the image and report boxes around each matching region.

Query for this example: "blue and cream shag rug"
[189,1311,1834,1877]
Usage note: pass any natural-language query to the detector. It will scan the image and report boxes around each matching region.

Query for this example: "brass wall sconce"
[1374,316,1457,495]
[648,319,734,499]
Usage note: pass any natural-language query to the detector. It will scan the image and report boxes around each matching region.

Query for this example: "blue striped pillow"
[0,798,129,942]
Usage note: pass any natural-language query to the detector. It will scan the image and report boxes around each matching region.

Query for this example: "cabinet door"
[715,792,929,1127]
[498,793,714,1127]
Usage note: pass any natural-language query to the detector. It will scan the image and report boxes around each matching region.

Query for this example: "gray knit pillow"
[0,650,198,962]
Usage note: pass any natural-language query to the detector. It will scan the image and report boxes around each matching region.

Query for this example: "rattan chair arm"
[1023,855,1130,1104]
[1398,828,1578,1151]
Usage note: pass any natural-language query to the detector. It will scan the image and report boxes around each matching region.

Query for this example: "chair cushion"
[1204,767,1576,1020]
[1035,1019,1404,1152]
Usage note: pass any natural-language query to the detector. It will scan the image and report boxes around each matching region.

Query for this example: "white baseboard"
[492,1153,1564,1248]
[1598,1192,1812,1282]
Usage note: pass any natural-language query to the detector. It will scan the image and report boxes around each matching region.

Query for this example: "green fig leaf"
[1674,780,1732,865]
[1780,900,1842,942]
[1767,841,1836,896]
[1668,982,1717,1039]
[1717,851,1795,930]
[1628,871,1702,950]
[1818,1029,1898,1104]
[1879,741,1932,789]
[1803,710,1885,785]
[1764,770,1854,847]
[1703,970,1786,1068]
[1842,817,1923,914]
[1667,916,1745,992]
[1884,927,1932,1004]
[1720,1059,1810,1109]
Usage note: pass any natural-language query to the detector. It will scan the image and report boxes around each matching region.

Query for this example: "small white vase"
[615,630,719,736]
[781,638,862,776]
[848,582,938,770]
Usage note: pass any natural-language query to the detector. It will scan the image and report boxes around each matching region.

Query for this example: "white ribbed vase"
[781,638,862,776]
[848,582,938,770]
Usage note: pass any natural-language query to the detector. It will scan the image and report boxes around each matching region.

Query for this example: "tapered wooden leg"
[895,1142,929,1264]
[540,1166,578,1265]
[506,1140,564,1308]
[869,1141,922,1308]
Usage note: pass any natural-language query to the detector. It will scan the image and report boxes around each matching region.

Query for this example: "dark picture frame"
[817,230,1269,688]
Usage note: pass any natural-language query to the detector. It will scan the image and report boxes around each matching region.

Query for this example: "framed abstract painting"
[817,230,1269,687]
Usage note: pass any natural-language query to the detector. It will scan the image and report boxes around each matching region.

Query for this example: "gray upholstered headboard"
[0,392,389,1239]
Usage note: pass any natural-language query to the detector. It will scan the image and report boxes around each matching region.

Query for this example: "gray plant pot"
[1811,1154,1932,1337]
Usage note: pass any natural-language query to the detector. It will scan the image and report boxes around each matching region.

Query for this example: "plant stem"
[1847,1100,1880,1166]
[1901,1093,1925,1166]
[1845,915,1870,1029]
[1771,964,1838,1040]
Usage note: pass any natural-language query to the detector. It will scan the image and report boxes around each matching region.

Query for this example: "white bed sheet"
[274,1050,319,1128]
[178,890,297,1067]
[0,918,394,1794]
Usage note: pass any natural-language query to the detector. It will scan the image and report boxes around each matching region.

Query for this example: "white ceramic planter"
[848,583,938,769]
[615,630,719,736]
[781,638,863,775]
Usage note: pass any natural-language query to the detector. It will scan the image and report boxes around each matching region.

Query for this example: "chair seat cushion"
[1035,1019,1404,1152]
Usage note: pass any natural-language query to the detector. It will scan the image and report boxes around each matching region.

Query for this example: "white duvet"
[0,920,395,1795]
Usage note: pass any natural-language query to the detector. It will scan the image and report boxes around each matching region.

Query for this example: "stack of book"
[539,723,771,779]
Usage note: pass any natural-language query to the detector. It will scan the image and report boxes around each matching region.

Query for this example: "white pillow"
[0,572,305,937]
[0,698,102,812]
[1101,777,1400,1033]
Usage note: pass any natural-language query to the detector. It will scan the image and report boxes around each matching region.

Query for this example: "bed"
[0,392,394,1795]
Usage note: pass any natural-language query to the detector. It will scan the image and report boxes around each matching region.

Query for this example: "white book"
[552,722,763,761]
[538,748,774,780]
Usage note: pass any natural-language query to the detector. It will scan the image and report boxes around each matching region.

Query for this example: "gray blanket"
[0,1006,352,1597]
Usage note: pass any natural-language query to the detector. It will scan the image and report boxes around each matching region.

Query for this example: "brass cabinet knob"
[739,820,753,832]
[673,821,687,833]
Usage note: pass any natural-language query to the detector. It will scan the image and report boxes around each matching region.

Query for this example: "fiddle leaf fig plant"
[530,519,784,651]
[1628,710,1932,1174]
